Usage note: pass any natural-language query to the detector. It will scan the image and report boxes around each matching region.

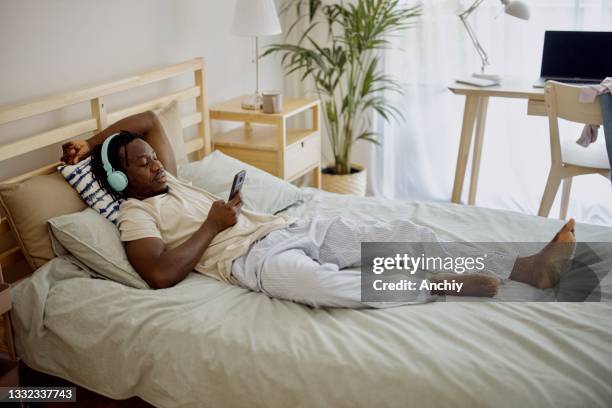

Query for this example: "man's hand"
[126,192,243,289]
[204,193,243,234]
[61,140,91,165]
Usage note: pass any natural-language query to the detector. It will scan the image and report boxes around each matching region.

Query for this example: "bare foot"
[431,273,500,297]
[510,219,577,289]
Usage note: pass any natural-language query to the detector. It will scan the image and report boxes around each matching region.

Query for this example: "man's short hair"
[90,131,142,202]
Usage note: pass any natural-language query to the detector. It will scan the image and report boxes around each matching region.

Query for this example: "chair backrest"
[544,80,603,164]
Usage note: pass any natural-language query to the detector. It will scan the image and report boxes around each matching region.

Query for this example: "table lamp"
[232,0,282,110]
[457,0,530,86]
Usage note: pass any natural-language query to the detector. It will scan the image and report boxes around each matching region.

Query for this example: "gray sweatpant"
[231,216,515,308]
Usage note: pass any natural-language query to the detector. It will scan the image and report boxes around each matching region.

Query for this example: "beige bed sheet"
[10,190,612,407]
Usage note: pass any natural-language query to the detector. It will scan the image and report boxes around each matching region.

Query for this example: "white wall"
[0,0,283,179]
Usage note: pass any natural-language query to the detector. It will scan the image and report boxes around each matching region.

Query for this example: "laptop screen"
[540,31,612,81]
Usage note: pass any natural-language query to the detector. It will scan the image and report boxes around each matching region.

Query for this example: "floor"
[7,361,154,407]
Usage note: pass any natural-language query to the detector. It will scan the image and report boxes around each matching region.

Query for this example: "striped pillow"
[58,157,122,223]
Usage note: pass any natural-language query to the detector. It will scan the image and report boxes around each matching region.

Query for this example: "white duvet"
[11,189,612,407]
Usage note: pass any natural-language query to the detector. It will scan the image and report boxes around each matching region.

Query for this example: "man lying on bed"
[60,111,576,308]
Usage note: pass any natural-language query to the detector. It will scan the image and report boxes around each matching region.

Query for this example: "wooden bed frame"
[0,57,212,280]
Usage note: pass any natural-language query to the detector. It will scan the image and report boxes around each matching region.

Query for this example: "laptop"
[533,31,612,88]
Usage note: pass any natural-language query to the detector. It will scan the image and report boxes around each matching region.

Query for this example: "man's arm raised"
[60,111,177,176]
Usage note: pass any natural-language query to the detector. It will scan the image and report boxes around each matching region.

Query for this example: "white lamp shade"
[232,0,282,36]
[503,0,530,20]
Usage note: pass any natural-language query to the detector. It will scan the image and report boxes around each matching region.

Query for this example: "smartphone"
[228,170,246,201]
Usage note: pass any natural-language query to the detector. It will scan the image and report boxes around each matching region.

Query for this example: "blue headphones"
[101,133,128,192]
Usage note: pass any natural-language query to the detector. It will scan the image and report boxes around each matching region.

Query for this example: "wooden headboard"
[0,57,212,280]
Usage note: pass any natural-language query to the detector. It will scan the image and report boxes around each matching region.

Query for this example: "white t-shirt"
[116,174,297,283]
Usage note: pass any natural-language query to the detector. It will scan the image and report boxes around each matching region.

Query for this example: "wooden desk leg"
[468,96,489,205]
[451,95,480,203]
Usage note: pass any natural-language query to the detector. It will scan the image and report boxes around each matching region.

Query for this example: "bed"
[1,59,611,408]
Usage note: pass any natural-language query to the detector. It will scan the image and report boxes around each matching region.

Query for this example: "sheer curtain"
[369,0,612,225]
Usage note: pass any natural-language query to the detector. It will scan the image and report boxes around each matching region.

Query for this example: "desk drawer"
[284,134,320,180]
[527,99,547,116]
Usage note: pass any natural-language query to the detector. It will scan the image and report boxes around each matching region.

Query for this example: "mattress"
[10,188,612,407]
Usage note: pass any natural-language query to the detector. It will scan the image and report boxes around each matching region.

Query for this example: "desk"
[449,79,545,205]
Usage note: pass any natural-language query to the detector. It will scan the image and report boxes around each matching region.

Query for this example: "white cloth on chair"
[579,77,612,103]
[577,124,600,147]
[576,77,612,147]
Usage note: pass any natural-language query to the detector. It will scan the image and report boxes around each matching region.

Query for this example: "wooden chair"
[538,81,611,219]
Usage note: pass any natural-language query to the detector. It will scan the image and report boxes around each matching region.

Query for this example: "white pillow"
[48,208,149,289]
[178,151,303,214]
[58,157,121,223]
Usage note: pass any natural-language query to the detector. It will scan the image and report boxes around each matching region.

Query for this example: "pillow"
[156,100,188,165]
[48,208,149,289]
[178,150,303,214]
[0,172,87,269]
[58,157,121,223]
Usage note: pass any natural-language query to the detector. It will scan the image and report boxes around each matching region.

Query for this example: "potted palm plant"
[265,0,421,195]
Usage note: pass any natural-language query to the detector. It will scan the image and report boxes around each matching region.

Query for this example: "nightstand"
[210,95,321,188]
